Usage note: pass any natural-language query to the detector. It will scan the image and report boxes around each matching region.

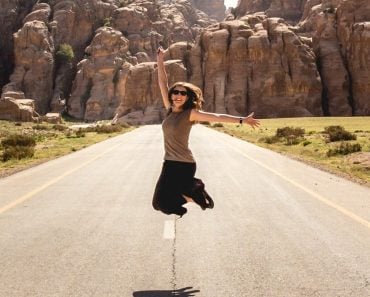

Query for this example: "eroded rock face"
[312,8,352,116]
[236,0,307,22]
[1,0,370,123]
[337,0,370,115]
[68,27,131,121]
[0,0,37,90]
[2,20,54,115]
[112,0,217,60]
[190,16,323,117]
[115,60,187,124]
[0,98,36,122]
[297,0,370,115]
[192,0,225,21]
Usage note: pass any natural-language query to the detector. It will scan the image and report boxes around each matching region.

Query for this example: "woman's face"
[171,86,188,109]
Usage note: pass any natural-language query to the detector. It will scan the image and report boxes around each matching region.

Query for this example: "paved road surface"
[0,125,370,297]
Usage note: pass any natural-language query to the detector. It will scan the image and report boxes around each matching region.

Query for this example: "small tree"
[56,43,74,63]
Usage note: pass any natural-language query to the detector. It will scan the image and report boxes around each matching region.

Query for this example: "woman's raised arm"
[157,47,171,110]
[190,110,260,129]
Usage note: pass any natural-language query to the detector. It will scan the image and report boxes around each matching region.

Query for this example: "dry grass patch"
[0,120,134,178]
[210,117,370,186]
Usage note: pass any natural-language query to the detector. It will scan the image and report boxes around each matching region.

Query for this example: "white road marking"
[0,142,122,215]
[163,220,175,239]
[218,137,370,230]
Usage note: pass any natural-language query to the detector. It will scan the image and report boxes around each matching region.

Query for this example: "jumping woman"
[152,47,260,217]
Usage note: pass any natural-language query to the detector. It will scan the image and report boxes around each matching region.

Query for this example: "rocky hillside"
[0,0,369,124]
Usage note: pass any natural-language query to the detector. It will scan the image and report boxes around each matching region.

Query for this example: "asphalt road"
[0,124,370,297]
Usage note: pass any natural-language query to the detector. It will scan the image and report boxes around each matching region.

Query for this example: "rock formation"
[192,0,226,21]
[297,0,370,115]
[0,0,38,91]
[0,96,37,122]
[2,20,54,115]
[336,0,370,115]
[68,27,131,121]
[0,0,369,123]
[235,0,307,22]
[192,15,322,118]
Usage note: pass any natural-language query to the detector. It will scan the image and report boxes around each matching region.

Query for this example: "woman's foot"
[191,191,213,210]
[203,190,214,209]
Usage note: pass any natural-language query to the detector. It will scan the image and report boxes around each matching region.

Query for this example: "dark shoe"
[192,190,214,210]
[203,190,214,209]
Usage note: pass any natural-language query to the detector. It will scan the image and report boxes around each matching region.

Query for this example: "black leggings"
[152,160,198,216]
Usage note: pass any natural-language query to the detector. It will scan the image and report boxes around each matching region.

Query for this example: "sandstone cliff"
[235,0,307,22]
[0,0,369,123]
[0,0,38,90]
[297,0,370,115]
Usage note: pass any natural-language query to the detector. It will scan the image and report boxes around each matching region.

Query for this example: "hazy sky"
[224,0,238,8]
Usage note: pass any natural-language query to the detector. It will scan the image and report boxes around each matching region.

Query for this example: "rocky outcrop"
[1,0,370,123]
[297,0,370,115]
[113,14,323,123]
[235,0,307,22]
[0,0,38,91]
[114,59,187,124]
[0,97,36,122]
[2,20,54,115]
[192,16,322,117]
[311,7,352,116]
[0,0,219,121]
[68,27,131,121]
[192,0,225,21]
[112,0,217,60]
[336,0,370,115]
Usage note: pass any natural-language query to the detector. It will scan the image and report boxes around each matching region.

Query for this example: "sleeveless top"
[162,108,195,163]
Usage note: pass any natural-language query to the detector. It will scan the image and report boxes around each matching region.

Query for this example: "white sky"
[224,0,238,8]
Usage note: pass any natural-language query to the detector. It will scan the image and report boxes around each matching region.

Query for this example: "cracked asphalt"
[0,125,370,297]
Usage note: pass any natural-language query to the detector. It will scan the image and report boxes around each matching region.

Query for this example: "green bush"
[95,125,123,133]
[1,134,36,161]
[2,134,36,147]
[276,126,305,138]
[56,44,74,63]
[212,123,224,128]
[2,146,35,161]
[275,126,305,145]
[103,17,112,27]
[324,125,356,142]
[81,125,124,134]
[327,142,362,157]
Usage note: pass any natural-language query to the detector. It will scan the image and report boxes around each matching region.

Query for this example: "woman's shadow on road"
[133,286,200,297]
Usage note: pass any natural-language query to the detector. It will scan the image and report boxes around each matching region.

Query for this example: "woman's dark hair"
[168,82,203,111]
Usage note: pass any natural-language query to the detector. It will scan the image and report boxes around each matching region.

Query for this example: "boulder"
[0,97,36,122]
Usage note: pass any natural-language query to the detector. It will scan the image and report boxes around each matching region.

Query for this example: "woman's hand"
[243,112,260,129]
[157,47,166,62]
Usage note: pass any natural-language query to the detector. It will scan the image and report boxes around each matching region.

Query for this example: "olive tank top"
[162,108,195,163]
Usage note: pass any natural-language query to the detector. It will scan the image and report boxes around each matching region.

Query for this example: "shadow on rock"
[133,286,200,297]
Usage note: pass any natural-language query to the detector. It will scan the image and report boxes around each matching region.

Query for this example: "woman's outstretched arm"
[157,47,171,110]
[190,110,261,129]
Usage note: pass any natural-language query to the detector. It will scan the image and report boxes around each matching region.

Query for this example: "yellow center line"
[0,143,121,215]
[219,138,370,230]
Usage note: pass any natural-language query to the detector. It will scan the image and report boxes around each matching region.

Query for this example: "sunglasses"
[172,89,188,96]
